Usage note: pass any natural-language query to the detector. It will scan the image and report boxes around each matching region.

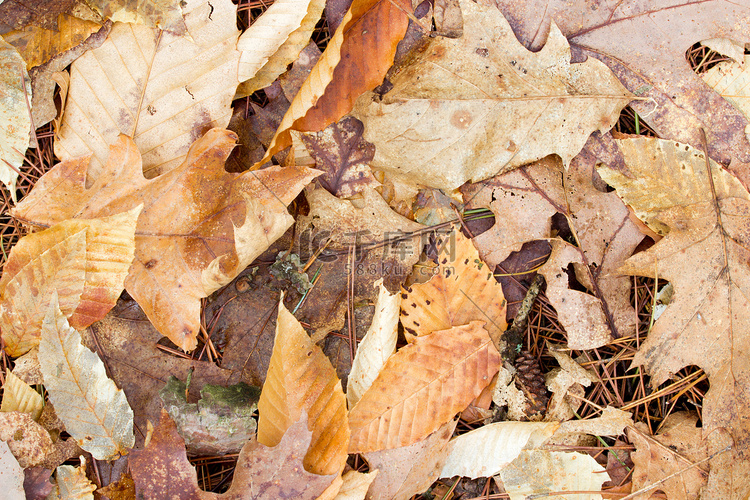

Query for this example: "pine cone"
[514,351,549,420]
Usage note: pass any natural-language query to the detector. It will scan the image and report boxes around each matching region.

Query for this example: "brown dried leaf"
[364,419,457,500]
[84,0,185,32]
[348,321,500,453]
[0,411,55,468]
[298,116,378,198]
[400,228,507,342]
[494,0,750,190]
[13,130,318,351]
[258,0,413,163]
[0,209,140,357]
[352,0,632,190]
[257,298,349,476]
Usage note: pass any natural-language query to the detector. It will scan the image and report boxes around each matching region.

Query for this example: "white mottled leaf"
[0,36,30,200]
[0,441,25,500]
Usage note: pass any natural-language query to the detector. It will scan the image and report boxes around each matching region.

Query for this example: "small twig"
[497,274,545,359]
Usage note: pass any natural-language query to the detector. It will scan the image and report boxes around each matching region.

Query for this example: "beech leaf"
[1,370,43,420]
[39,299,135,460]
[352,0,632,190]
[348,321,501,453]
[0,36,31,200]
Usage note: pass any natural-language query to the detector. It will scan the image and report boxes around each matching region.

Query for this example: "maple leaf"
[13,129,318,351]
[495,0,750,190]
[351,0,632,190]
[598,136,750,497]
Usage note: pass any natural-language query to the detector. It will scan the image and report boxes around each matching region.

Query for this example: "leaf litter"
[2,0,750,497]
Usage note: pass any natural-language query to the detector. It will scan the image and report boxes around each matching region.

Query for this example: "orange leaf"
[348,321,501,453]
[258,0,412,164]
[257,296,349,476]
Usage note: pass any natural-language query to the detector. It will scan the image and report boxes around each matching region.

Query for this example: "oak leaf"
[598,136,750,497]
[348,321,500,453]
[0,36,30,199]
[13,129,318,351]
[0,208,140,357]
[257,297,349,476]
[54,0,239,180]
[352,0,632,190]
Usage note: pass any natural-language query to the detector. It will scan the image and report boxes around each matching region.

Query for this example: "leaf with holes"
[348,321,500,453]
[38,298,135,460]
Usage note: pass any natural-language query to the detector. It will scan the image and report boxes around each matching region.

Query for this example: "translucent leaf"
[1,370,43,420]
[0,36,30,199]
[39,299,135,460]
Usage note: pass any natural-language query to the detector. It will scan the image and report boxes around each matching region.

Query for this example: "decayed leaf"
[702,54,750,133]
[3,14,101,69]
[348,321,500,453]
[598,136,750,496]
[257,298,349,476]
[131,409,337,499]
[497,450,609,500]
[14,130,318,351]
[364,419,457,500]
[627,413,708,500]
[259,0,413,163]
[346,279,399,408]
[11,347,43,385]
[558,406,633,436]
[85,0,186,33]
[55,0,239,180]
[440,421,558,479]
[0,208,140,357]
[494,0,750,190]
[53,459,96,500]
[0,36,30,199]
[334,470,378,500]
[352,0,632,190]
[0,411,55,468]
[96,472,136,500]
[400,228,507,342]
[0,0,82,32]
[1,371,43,420]
[39,301,135,460]
[298,116,378,198]
[0,440,25,500]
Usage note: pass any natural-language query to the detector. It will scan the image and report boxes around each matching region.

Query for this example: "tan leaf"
[352,0,631,190]
[400,228,507,342]
[557,406,633,436]
[0,411,55,468]
[627,413,708,500]
[259,0,412,164]
[497,450,609,500]
[440,421,558,479]
[39,300,135,460]
[0,208,140,357]
[0,441,25,500]
[84,0,186,32]
[11,347,43,385]
[702,54,750,137]
[55,0,239,180]
[1,371,43,420]
[364,419,457,500]
[598,136,750,496]
[53,459,96,500]
[0,36,30,199]
[257,297,349,476]
[13,130,317,351]
[333,470,378,500]
[346,279,399,408]
[348,321,500,453]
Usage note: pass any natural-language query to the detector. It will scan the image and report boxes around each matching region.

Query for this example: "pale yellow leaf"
[39,299,135,460]
[557,407,633,437]
[347,279,399,408]
[702,54,750,139]
[1,370,43,420]
[440,421,558,479]
[333,470,378,500]
[54,458,96,500]
[55,0,240,180]
[497,450,609,500]
[0,441,25,500]
[0,36,30,200]
[257,296,349,476]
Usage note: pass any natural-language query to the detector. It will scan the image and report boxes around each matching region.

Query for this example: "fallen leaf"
[11,347,43,385]
[0,411,55,468]
[257,297,349,476]
[14,129,318,351]
[39,300,135,460]
[544,346,597,422]
[346,279,399,408]
[298,116,378,198]
[84,0,186,33]
[702,54,750,132]
[494,0,750,190]
[259,0,413,163]
[0,208,140,357]
[352,0,632,190]
[440,421,558,479]
[598,136,750,497]
[557,406,633,437]
[627,412,708,500]
[22,467,56,500]
[54,0,239,179]
[0,36,30,199]
[364,419,457,500]
[400,228,507,342]
[52,459,96,500]
[348,321,500,453]
[279,41,322,102]
[0,440,25,500]
[96,471,136,500]
[334,470,378,500]
[0,0,82,31]
[497,450,609,500]
[1,370,44,420]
